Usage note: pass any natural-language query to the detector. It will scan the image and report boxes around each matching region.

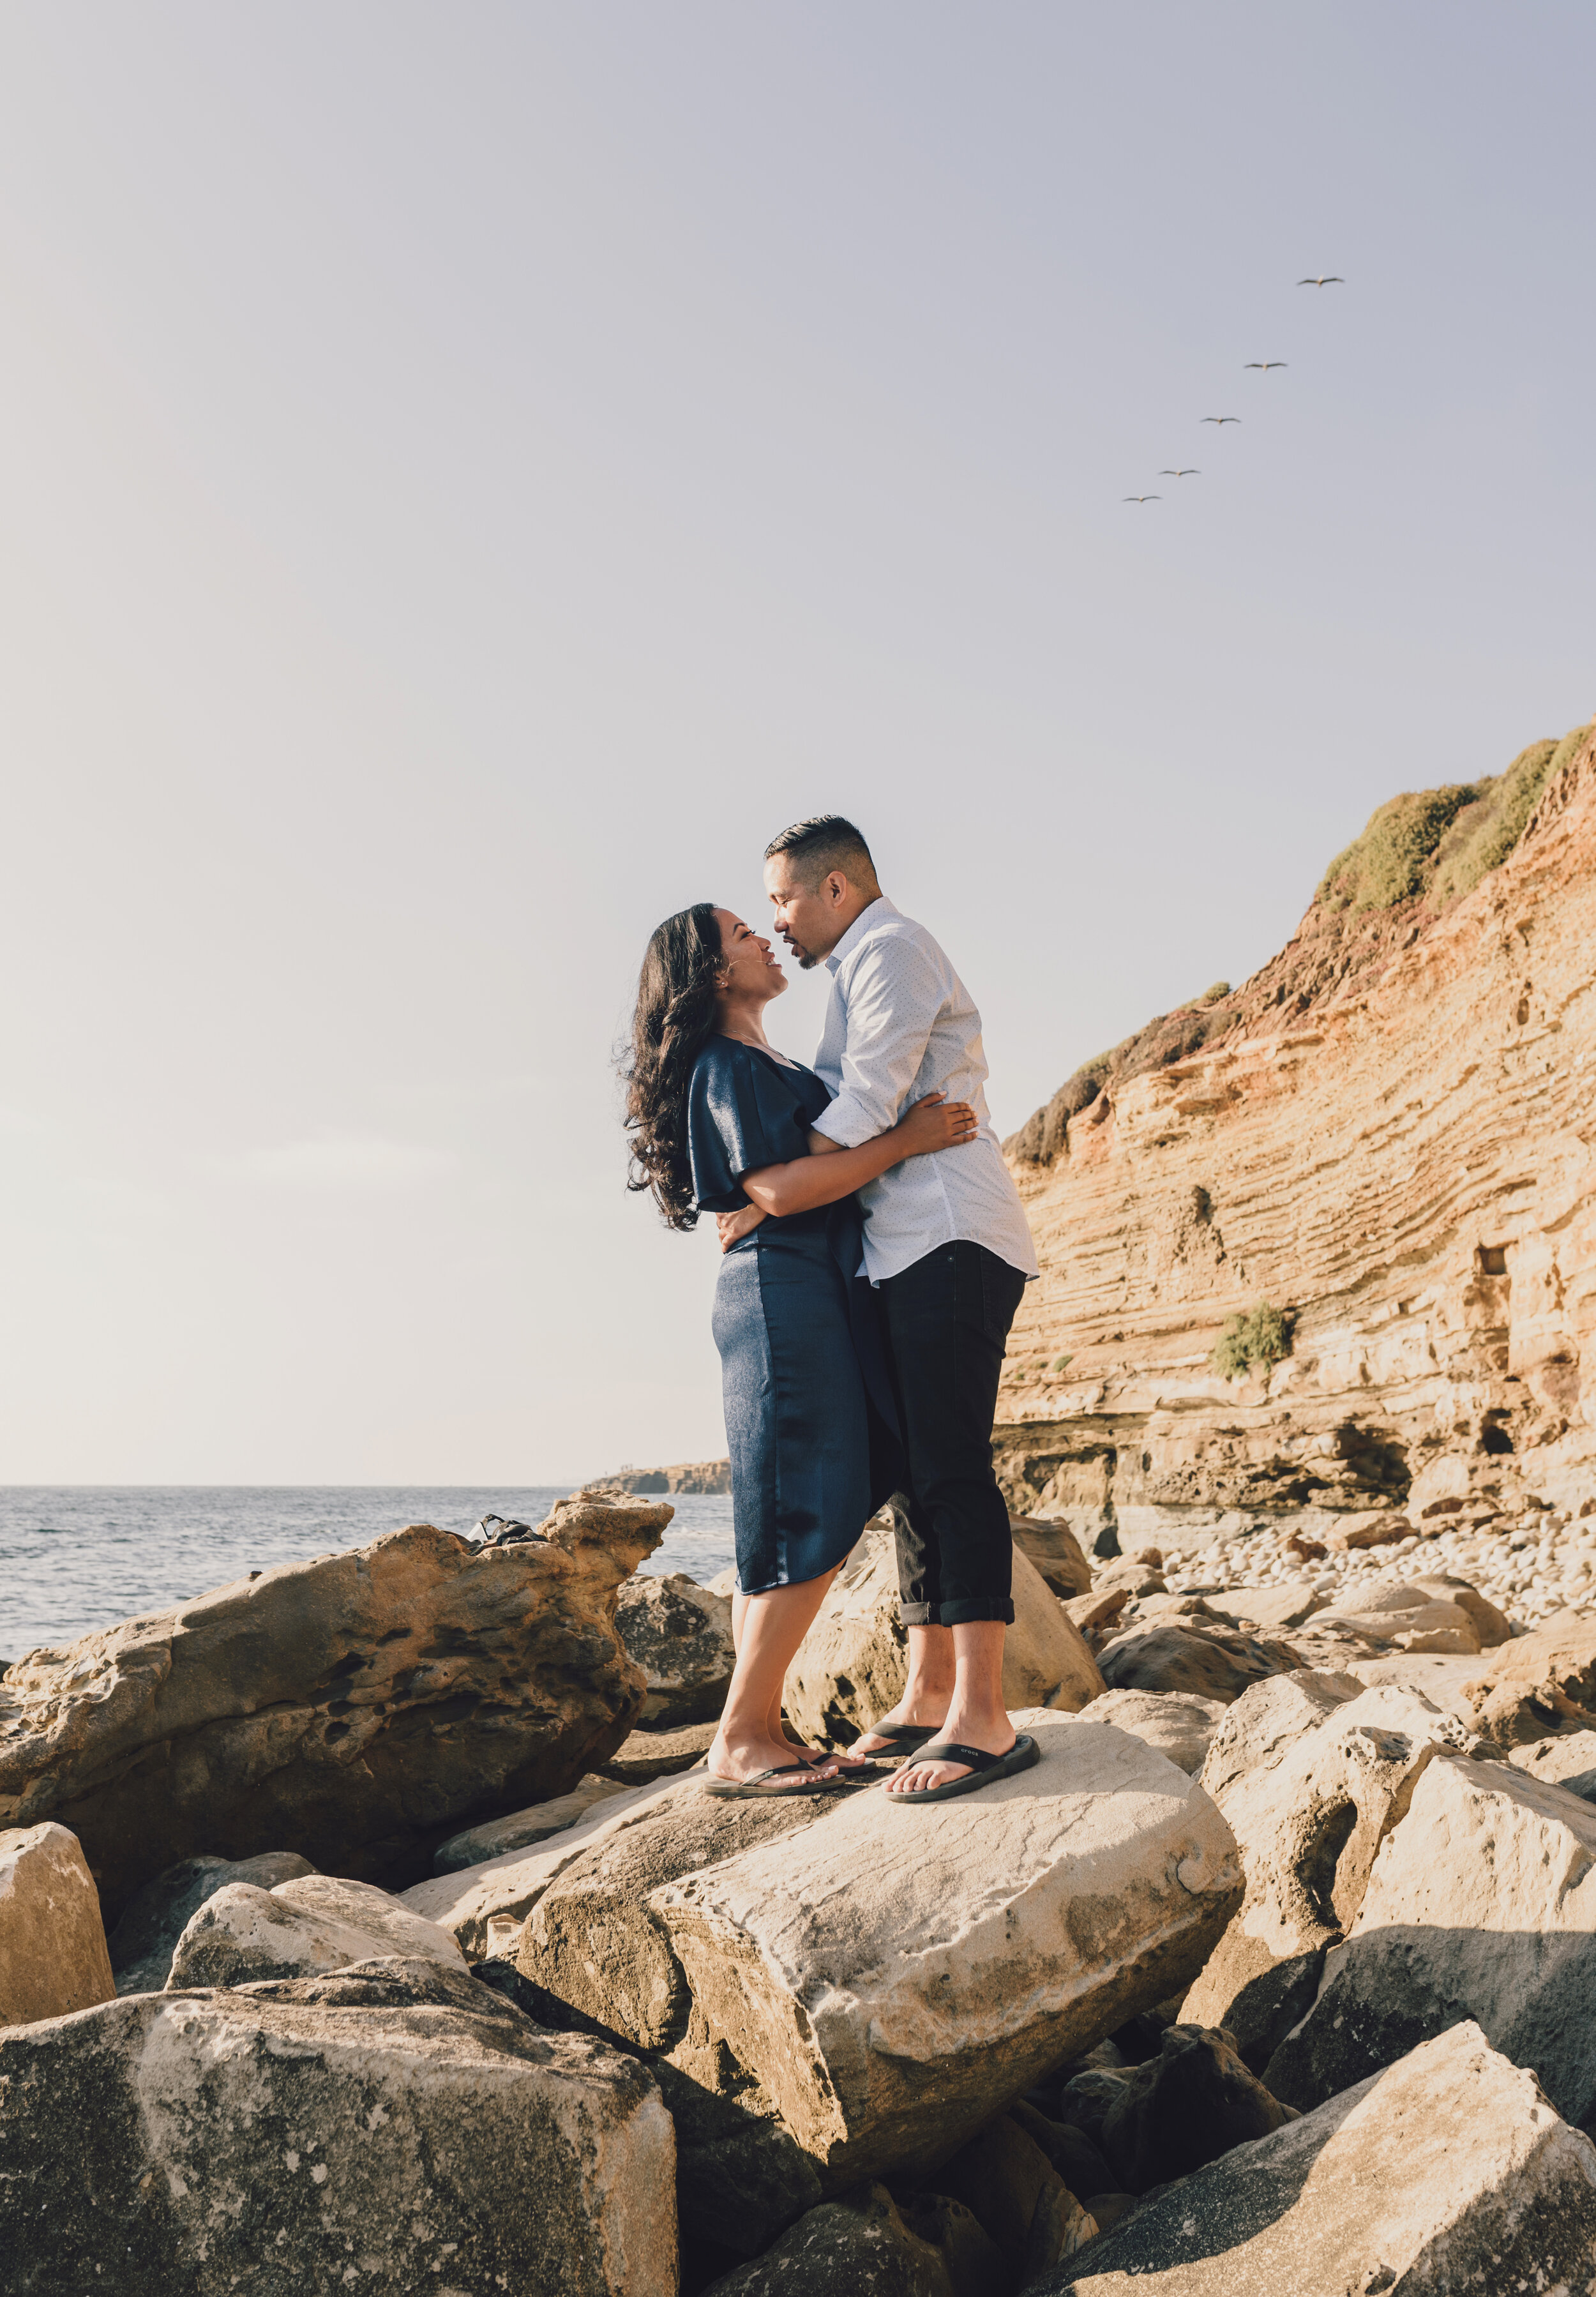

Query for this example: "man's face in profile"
[764,855,841,970]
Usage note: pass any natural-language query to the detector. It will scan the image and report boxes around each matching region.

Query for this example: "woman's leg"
[711,1572,844,1786]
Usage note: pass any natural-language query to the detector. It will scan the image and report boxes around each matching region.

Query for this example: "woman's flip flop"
[885,1734,1040,1804]
[702,1763,855,1800]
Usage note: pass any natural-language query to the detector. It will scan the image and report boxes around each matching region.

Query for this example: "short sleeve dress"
[686,1036,898,1593]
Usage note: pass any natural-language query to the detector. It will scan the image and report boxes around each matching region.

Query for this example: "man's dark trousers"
[876,1239,1027,1626]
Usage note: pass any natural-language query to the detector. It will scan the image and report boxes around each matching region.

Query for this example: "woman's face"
[713,908,787,1001]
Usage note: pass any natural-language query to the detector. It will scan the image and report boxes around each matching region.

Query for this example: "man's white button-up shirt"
[808,898,1040,1286]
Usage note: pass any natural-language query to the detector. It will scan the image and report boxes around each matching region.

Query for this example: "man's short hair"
[763,814,878,889]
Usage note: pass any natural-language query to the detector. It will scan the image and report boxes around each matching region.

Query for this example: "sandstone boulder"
[1264,1751,1596,2121]
[1097,2023,1297,2193]
[601,1719,719,1782]
[1095,1620,1300,1705]
[167,1871,467,1989]
[1201,1586,1325,1633]
[0,1956,675,2295]
[1078,1689,1226,1775]
[0,1821,115,2027]
[617,1570,735,1726]
[1035,2022,1596,2297]
[1009,1514,1094,1598]
[1509,1726,1596,1801]
[783,1530,1103,1750]
[1195,1670,1360,1805]
[1462,1608,1596,1745]
[1062,1587,1130,1646]
[0,1491,668,1917]
[1184,1685,1479,2067]
[107,1849,318,1994]
[432,1774,626,1873]
[1314,1588,1483,1654]
[649,1710,1241,2187]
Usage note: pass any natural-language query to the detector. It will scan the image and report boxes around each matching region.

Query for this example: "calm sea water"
[0,1487,735,1663]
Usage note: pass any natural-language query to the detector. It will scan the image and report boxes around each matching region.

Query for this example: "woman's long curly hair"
[621,902,725,1229]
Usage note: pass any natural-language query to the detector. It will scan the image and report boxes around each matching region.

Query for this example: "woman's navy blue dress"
[687,1037,896,1595]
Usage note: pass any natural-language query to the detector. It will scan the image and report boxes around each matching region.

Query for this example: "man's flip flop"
[886,1734,1040,1804]
[702,1763,855,1800]
[851,1722,940,1754]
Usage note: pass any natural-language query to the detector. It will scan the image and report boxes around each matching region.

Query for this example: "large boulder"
[1008,1514,1094,1599]
[108,1850,318,1994]
[1509,1726,1596,1802]
[1194,1671,1360,1805]
[166,1872,467,1988]
[649,1710,1241,2189]
[617,1571,735,1726]
[0,1957,675,2295]
[1182,1685,1481,2068]
[1035,2022,1596,2296]
[1077,1690,1226,1777]
[1264,1751,1596,2122]
[1095,1618,1300,1705]
[783,1530,1104,1750]
[432,1775,626,1874]
[1462,1608,1596,1745]
[0,1821,115,2027]
[0,1490,668,1917]
[1097,2022,1296,2193]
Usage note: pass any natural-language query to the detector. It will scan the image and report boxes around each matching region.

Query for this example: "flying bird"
[1160,468,1200,478]
[1201,416,1241,426]
[1122,494,1162,504]
[1297,275,1344,286]
[1244,361,1288,372]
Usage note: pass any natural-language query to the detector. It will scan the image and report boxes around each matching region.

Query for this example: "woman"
[622,901,977,1796]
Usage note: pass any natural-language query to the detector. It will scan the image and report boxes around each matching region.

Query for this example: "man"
[761,813,1040,1801]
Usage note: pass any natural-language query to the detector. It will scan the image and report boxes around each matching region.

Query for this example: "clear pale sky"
[3,3,1591,1484]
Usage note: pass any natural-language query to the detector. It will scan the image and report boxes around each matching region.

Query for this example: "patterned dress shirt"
[808,897,1040,1286]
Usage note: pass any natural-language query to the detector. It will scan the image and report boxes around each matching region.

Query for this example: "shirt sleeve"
[686,1048,803,1211]
[809,935,946,1148]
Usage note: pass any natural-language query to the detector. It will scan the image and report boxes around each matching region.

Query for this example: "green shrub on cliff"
[1212,1300,1293,1381]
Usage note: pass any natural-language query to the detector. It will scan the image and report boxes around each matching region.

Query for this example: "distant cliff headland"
[996,718,1596,1547]
[599,1458,732,1496]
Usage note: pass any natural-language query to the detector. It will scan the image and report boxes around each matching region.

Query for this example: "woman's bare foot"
[709,1725,842,1790]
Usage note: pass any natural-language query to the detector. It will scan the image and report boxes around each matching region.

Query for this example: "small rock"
[1202,1586,1327,1633]
[167,1872,467,1989]
[1099,2024,1297,2193]
[615,1570,735,1726]
[431,1774,628,1874]
[1010,1514,1094,1598]
[0,1822,116,2028]
[1062,1587,1131,1646]
[1095,1622,1300,1705]
[1325,1513,1413,1553]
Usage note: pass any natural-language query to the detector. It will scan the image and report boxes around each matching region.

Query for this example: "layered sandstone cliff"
[997,723,1596,1549]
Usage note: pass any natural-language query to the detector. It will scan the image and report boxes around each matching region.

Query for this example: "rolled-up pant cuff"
[898,1599,1016,1627]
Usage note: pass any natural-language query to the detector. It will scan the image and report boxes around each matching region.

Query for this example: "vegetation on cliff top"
[1008,718,1592,1168]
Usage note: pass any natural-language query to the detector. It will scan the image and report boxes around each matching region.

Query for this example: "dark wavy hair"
[621,902,724,1229]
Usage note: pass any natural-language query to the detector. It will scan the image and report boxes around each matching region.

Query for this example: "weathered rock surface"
[1461,1606,1596,1744]
[649,1710,1242,2187]
[0,1956,675,2296]
[934,2114,1097,2282]
[783,1530,1104,1751]
[1008,1515,1094,1598]
[1036,2022,1596,2296]
[0,1491,668,1916]
[700,2182,960,2296]
[997,725,1596,1544]
[1264,1749,1596,2121]
[1194,1670,1360,1805]
[0,1821,115,2027]
[617,1570,735,1726]
[1094,1618,1299,1704]
[1509,1725,1596,1801]
[432,1774,626,1873]
[601,1719,719,1782]
[1183,1685,1479,2068]
[108,1849,317,1994]
[1097,2023,1296,2194]
[1077,1689,1226,1775]
[167,1872,467,1989]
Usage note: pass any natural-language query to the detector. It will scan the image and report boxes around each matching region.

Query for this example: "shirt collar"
[824,895,898,974]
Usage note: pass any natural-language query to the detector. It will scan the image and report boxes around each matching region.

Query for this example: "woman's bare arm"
[735,1094,977,1220]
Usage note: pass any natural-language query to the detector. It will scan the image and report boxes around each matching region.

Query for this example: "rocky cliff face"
[997,723,1596,1551]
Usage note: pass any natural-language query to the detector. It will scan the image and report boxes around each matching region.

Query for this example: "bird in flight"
[1244,361,1288,372]
[1122,494,1161,504]
[1201,415,1240,426]
[1297,275,1344,287]
[1160,468,1200,478]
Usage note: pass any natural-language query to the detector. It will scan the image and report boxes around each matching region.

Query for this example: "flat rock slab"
[0,1821,115,2026]
[1264,1748,1596,2122]
[0,1957,675,2296]
[167,1872,467,1988]
[651,1709,1241,2187]
[0,1492,670,1917]
[432,1775,627,1873]
[1038,2022,1596,2296]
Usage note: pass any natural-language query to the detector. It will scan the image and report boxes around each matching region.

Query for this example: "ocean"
[0,1486,736,1664]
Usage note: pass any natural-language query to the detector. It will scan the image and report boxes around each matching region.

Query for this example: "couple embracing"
[623,815,1039,1804]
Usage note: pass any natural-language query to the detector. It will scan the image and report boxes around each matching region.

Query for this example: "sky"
[2,2,1592,1484]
